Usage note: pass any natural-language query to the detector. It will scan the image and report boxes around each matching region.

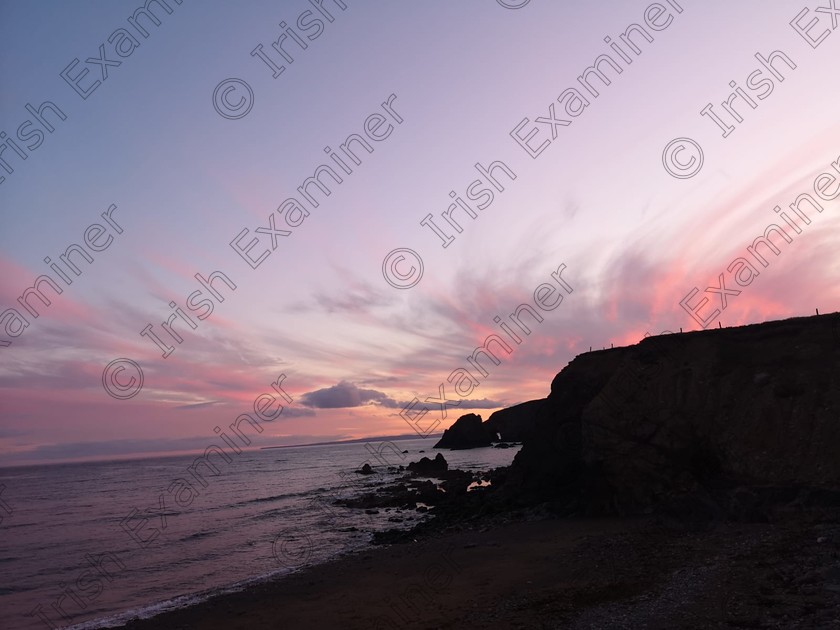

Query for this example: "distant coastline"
[0,432,446,469]
[260,432,443,450]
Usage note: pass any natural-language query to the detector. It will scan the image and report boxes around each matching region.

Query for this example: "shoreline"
[117,515,636,629]
[116,508,840,629]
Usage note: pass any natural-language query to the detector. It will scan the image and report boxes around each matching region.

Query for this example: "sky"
[1,0,839,466]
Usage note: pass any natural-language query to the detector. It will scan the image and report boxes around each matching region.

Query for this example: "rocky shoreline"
[121,313,840,628]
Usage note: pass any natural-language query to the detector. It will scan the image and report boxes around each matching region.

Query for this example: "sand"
[120,510,840,629]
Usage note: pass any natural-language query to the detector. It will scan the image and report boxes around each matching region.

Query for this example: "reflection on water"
[0,438,520,629]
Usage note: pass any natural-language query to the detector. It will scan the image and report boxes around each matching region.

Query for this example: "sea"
[0,437,520,630]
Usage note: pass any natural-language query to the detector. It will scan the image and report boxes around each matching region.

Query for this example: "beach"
[4,2,839,629]
[0,441,519,629]
[120,509,840,629]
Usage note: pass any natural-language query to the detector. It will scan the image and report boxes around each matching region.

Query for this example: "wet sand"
[121,510,840,629]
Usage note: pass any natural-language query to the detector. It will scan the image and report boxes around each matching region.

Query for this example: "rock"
[485,399,545,442]
[410,479,443,503]
[355,463,375,475]
[434,401,545,450]
[365,509,379,515]
[434,413,493,449]
[407,453,448,476]
[499,313,840,517]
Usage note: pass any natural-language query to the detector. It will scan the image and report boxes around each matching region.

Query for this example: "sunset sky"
[1,0,839,465]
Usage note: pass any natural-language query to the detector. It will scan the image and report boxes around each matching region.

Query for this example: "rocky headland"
[123,313,840,629]
[421,312,840,521]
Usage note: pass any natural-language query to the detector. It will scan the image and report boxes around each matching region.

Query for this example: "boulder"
[407,453,449,476]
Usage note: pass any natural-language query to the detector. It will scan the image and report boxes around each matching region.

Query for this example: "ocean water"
[0,437,520,630]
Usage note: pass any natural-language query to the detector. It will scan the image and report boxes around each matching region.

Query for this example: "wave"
[231,489,316,507]
[178,530,216,542]
[62,539,373,630]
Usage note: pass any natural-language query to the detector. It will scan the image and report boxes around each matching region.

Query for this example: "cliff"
[500,313,840,516]
[433,400,545,449]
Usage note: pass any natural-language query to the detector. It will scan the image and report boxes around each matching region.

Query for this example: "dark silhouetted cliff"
[434,400,545,449]
[499,313,840,516]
